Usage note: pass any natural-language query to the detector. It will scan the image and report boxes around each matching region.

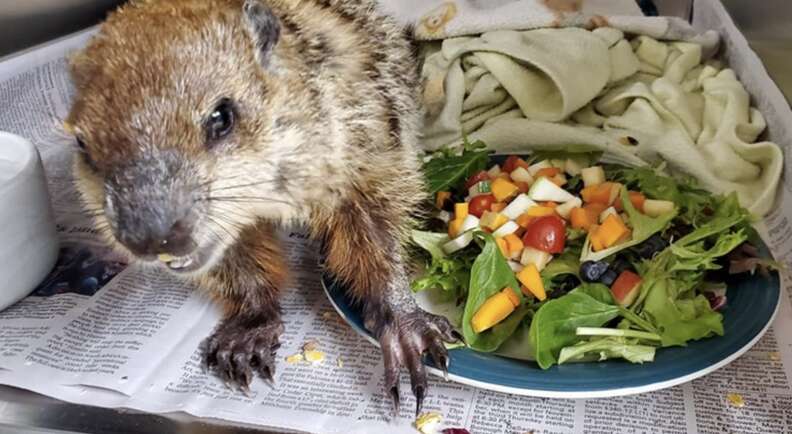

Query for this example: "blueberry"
[599,269,619,286]
[610,257,631,275]
[580,260,609,282]
[633,234,669,259]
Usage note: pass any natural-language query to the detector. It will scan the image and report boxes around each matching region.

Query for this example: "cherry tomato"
[464,171,490,190]
[522,215,566,253]
[502,155,530,173]
[469,194,496,218]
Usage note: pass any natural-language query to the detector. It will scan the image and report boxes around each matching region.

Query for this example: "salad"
[411,141,774,369]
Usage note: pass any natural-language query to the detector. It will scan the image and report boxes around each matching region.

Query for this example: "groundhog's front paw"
[204,315,284,391]
[364,306,460,416]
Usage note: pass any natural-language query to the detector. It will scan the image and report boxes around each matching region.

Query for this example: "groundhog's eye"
[205,98,236,144]
[75,137,87,152]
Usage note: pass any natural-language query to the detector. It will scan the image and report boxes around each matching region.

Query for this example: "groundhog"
[66,0,458,415]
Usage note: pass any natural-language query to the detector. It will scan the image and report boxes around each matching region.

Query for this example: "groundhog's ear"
[242,0,280,68]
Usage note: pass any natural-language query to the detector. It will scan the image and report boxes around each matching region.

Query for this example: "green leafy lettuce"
[580,189,677,262]
[410,230,476,299]
[422,140,491,194]
[528,284,620,369]
[633,193,751,347]
[462,233,528,352]
[558,337,656,364]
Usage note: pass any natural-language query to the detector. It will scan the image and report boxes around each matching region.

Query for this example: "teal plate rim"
[321,252,781,399]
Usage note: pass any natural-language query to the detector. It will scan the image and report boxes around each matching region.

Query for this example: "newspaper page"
[2,0,792,433]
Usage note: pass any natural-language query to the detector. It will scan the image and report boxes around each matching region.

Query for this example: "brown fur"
[66,0,451,409]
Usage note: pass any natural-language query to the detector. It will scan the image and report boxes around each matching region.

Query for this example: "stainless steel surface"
[0,385,290,434]
[718,0,792,104]
[0,0,125,57]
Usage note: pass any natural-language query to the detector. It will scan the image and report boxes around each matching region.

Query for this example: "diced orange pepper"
[502,287,521,307]
[584,203,607,221]
[629,191,646,212]
[516,264,546,301]
[495,237,509,257]
[448,218,464,238]
[535,167,561,179]
[570,207,593,231]
[436,191,451,209]
[613,191,646,212]
[504,233,524,255]
[526,206,556,217]
[514,181,530,193]
[582,182,620,205]
[589,224,605,251]
[490,202,507,213]
[454,203,469,221]
[596,214,630,248]
[516,213,535,229]
[491,178,520,202]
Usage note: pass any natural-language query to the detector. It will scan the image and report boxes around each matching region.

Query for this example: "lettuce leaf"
[607,165,716,226]
[558,337,656,364]
[528,284,620,369]
[580,188,677,262]
[410,231,476,297]
[461,233,526,352]
[632,194,752,346]
[422,140,491,194]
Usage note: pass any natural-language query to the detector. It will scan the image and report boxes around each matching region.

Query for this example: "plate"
[321,154,781,398]
[322,262,780,398]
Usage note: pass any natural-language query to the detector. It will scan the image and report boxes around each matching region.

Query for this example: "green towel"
[420,27,783,217]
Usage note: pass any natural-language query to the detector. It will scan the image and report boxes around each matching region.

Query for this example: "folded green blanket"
[420,27,783,217]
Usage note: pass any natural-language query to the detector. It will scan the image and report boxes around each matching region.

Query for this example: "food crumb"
[769,351,781,361]
[415,412,442,434]
[304,350,325,364]
[726,393,745,408]
[302,340,320,352]
[285,353,304,364]
[322,311,335,320]
[336,357,344,368]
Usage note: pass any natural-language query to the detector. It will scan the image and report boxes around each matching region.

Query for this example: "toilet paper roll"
[0,132,59,311]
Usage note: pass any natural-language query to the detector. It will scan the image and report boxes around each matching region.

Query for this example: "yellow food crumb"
[285,354,304,364]
[769,351,781,361]
[726,393,745,408]
[304,350,325,363]
[302,340,319,352]
[415,412,442,434]
[336,357,344,368]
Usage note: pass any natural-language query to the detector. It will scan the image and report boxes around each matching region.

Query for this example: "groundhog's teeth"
[168,257,193,269]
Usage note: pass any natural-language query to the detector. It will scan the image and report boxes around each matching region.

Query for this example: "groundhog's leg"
[203,221,286,390]
[320,199,459,415]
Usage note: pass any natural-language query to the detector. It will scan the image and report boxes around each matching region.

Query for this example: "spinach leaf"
[558,337,656,364]
[528,285,620,369]
[580,188,677,262]
[422,140,491,194]
[461,233,525,352]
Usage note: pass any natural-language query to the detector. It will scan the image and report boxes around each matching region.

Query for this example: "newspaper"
[2,0,792,433]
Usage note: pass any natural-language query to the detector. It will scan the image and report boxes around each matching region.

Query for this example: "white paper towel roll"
[0,132,59,310]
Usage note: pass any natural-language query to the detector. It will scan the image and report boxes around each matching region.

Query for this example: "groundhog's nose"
[121,219,195,257]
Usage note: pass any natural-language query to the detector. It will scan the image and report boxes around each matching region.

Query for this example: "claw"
[414,384,425,417]
[389,385,400,417]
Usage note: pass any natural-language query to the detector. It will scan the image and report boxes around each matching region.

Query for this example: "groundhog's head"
[66,0,293,273]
